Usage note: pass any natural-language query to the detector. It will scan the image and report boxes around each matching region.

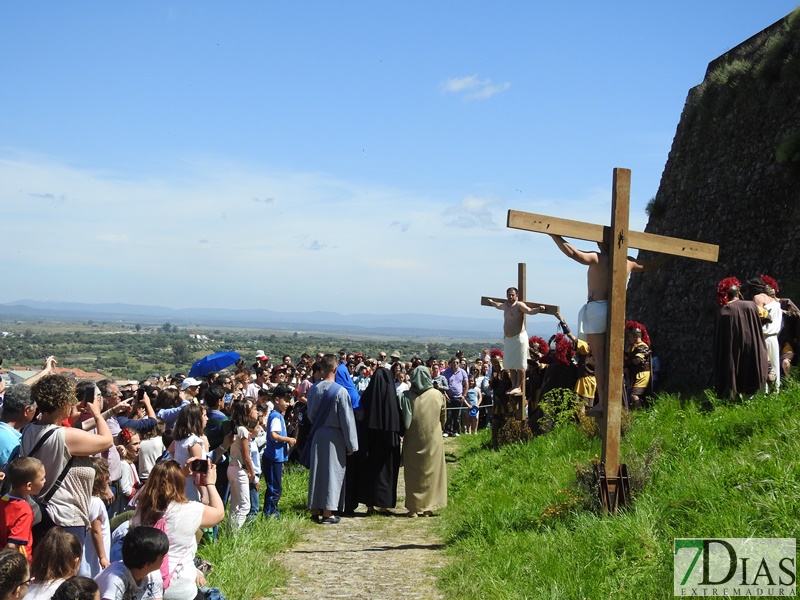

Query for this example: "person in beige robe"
[402,366,447,517]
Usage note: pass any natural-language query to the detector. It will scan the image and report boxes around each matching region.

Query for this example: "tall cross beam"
[507,168,718,510]
[480,263,559,420]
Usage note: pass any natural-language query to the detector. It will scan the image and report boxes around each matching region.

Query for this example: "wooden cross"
[480,263,560,420]
[507,168,718,511]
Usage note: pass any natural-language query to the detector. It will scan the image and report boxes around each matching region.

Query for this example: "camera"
[190,459,209,473]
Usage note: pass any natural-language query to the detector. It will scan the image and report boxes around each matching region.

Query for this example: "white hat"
[181,377,202,390]
[255,350,266,359]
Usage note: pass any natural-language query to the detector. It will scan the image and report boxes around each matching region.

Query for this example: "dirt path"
[264,465,447,600]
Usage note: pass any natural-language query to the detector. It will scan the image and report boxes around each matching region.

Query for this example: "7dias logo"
[674,538,796,596]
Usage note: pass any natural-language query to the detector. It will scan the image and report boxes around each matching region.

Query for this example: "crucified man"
[486,287,545,395]
[550,235,667,415]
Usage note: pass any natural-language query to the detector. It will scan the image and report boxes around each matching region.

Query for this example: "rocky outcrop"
[627,9,800,391]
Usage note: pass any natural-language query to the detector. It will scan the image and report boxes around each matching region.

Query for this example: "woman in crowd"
[131,460,224,600]
[26,528,82,600]
[21,376,113,544]
[356,367,402,515]
[169,405,208,502]
[402,366,447,518]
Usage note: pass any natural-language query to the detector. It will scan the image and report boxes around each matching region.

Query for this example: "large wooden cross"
[480,263,560,420]
[507,168,718,510]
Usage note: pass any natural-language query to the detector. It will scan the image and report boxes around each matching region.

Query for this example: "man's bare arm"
[486,298,506,310]
[518,303,546,315]
[628,254,670,274]
[550,235,598,266]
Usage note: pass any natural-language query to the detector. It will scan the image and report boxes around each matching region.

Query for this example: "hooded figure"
[401,367,447,517]
[355,367,402,513]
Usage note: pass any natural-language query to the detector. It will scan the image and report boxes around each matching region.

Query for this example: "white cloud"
[390,221,410,232]
[443,195,501,230]
[440,74,511,100]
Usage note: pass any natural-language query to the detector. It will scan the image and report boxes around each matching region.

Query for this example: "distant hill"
[0,299,557,340]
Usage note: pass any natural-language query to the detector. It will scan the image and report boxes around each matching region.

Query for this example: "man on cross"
[549,235,667,415]
[486,287,545,396]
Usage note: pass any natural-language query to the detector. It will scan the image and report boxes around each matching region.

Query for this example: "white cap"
[181,377,202,390]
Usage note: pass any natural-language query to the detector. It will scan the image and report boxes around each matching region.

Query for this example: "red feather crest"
[717,277,741,307]
[625,320,651,347]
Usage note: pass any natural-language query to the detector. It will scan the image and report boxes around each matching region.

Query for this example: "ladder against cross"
[480,263,560,420]
[507,168,718,511]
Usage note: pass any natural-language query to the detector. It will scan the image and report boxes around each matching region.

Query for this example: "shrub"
[538,388,583,433]
[776,130,800,165]
[645,195,667,220]
[496,418,532,446]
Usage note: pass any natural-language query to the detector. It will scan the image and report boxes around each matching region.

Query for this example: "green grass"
[196,463,312,598]
[438,384,800,599]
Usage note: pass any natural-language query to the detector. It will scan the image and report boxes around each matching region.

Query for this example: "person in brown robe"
[713,277,768,400]
[402,366,447,517]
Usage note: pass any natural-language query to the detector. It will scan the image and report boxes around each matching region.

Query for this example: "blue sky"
[1,2,796,330]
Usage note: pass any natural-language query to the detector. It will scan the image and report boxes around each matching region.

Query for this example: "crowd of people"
[0,346,465,599]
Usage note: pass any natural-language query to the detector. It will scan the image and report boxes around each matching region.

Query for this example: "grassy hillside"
[439,385,800,599]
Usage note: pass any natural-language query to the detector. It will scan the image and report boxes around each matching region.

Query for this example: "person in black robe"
[355,367,402,513]
[713,277,768,400]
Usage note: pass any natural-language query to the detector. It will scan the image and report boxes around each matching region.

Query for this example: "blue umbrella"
[189,351,241,377]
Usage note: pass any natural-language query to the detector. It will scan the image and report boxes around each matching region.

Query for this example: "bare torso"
[586,253,640,301]
[503,301,526,337]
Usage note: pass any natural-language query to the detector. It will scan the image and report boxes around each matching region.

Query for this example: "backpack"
[152,509,190,591]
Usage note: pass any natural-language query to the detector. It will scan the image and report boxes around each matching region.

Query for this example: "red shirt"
[0,495,33,563]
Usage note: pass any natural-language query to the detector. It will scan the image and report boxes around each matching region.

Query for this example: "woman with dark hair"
[26,528,82,600]
[402,366,447,518]
[356,367,402,515]
[131,461,224,600]
[0,549,29,600]
[169,405,208,502]
[20,375,113,545]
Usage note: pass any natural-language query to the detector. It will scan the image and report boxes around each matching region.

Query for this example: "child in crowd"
[117,429,141,509]
[262,389,296,518]
[227,400,257,529]
[0,457,45,563]
[80,458,111,577]
[95,526,168,600]
[246,405,268,523]
[0,549,29,600]
[137,419,166,482]
[26,527,82,600]
[465,376,482,434]
[51,577,99,600]
[170,405,209,503]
